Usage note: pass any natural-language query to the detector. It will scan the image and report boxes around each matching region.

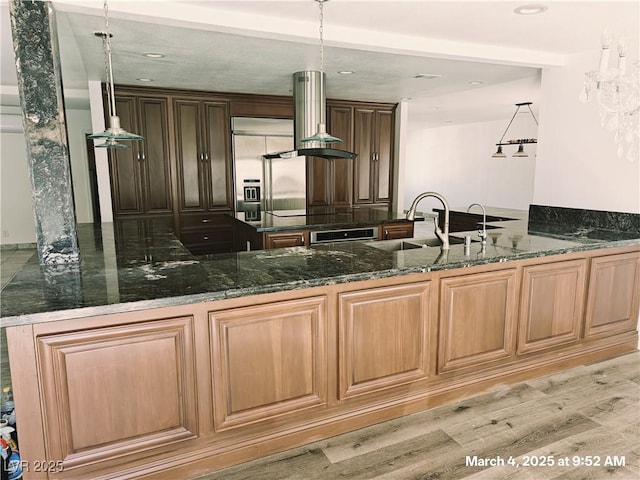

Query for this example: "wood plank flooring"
[194,351,639,480]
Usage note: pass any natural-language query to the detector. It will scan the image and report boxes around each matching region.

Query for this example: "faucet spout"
[406,191,450,249]
[467,203,487,244]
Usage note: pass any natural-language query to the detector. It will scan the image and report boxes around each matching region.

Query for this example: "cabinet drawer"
[180,213,231,230]
[181,228,231,244]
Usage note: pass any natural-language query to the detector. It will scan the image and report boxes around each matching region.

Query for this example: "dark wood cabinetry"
[380,222,414,240]
[307,105,354,207]
[307,102,396,208]
[354,106,395,205]
[173,98,232,214]
[173,97,234,254]
[108,93,173,217]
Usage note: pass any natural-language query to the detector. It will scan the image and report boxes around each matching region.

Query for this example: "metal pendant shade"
[89,1,143,147]
[512,144,529,157]
[301,0,343,145]
[491,145,506,158]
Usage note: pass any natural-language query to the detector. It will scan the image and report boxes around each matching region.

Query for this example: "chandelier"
[89,0,143,148]
[491,102,538,158]
[579,30,639,162]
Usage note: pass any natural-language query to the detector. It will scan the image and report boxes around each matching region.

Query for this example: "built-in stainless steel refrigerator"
[232,117,306,219]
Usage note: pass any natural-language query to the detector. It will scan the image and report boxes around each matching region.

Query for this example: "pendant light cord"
[318,0,324,72]
[102,0,117,120]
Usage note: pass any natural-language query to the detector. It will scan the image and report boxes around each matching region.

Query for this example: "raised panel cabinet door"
[381,222,414,240]
[109,96,143,215]
[374,109,394,203]
[328,106,354,205]
[306,156,331,206]
[204,102,232,209]
[338,282,432,400]
[517,259,587,354]
[35,317,198,470]
[209,296,328,431]
[354,108,374,204]
[264,231,307,249]
[584,251,640,339]
[174,100,206,212]
[438,269,518,374]
[138,97,173,214]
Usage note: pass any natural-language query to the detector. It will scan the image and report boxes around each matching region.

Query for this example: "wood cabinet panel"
[584,251,640,339]
[517,259,587,354]
[438,269,518,373]
[354,108,374,204]
[210,296,328,430]
[353,106,395,205]
[307,106,354,207]
[338,282,432,399]
[108,97,143,215]
[374,109,393,202]
[264,230,308,249]
[380,222,414,240]
[109,94,173,216]
[35,316,197,469]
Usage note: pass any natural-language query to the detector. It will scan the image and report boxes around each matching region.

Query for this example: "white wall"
[0,106,93,245]
[0,124,36,244]
[534,51,640,213]
[403,115,537,212]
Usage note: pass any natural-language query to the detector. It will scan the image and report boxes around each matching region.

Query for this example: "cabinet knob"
[204,153,209,161]
[203,236,209,240]
[199,153,204,161]
[201,219,210,224]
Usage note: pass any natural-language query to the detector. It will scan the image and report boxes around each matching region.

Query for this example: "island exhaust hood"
[264,71,357,160]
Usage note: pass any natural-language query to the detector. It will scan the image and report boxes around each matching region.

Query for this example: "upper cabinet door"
[174,99,232,213]
[374,109,394,203]
[109,96,144,215]
[354,108,375,204]
[137,97,173,214]
[203,101,232,210]
[109,94,172,216]
[174,99,207,212]
[353,105,395,205]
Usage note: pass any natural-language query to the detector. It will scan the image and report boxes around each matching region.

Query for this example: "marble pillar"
[9,0,80,264]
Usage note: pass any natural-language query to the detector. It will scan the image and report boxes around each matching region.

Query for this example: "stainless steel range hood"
[264,71,357,160]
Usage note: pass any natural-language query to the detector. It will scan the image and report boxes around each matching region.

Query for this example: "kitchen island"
[1,206,639,479]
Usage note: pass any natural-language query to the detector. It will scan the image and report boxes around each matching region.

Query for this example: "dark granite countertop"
[231,206,411,232]
[1,207,639,327]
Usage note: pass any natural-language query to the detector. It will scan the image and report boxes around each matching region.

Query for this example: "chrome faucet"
[406,191,450,249]
[467,203,487,245]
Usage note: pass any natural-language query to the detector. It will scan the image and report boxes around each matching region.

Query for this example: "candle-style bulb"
[617,38,627,75]
[599,29,612,72]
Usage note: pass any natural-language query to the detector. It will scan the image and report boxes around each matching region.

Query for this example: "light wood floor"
[194,351,639,480]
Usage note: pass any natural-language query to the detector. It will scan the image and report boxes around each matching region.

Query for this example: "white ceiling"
[1,0,639,126]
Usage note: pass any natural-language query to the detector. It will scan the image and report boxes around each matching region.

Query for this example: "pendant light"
[491,102,538,158]
[89,0,143,147]
[301,0,342,144]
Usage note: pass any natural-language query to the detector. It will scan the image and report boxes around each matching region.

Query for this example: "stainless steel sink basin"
[367,236,474,251]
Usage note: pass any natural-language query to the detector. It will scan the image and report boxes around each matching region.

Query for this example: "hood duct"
[264,71,357,160]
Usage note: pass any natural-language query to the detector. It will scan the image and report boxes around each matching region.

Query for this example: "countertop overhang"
[1,207,639,327]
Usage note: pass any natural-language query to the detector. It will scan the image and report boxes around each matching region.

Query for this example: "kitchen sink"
[367,236,474,251]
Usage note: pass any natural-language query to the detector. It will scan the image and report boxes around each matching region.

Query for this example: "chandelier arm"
[497,105,522,144]
[526,104,539,126]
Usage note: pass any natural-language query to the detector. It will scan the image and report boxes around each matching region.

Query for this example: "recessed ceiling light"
[337,70,355,75]
[469,81,484,85]
[143,52,165,58]
[137,78,153,82]
[414,73,442,79]
[514,4,548,15]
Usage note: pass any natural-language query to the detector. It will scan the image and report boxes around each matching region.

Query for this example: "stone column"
[9,0,80,264]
